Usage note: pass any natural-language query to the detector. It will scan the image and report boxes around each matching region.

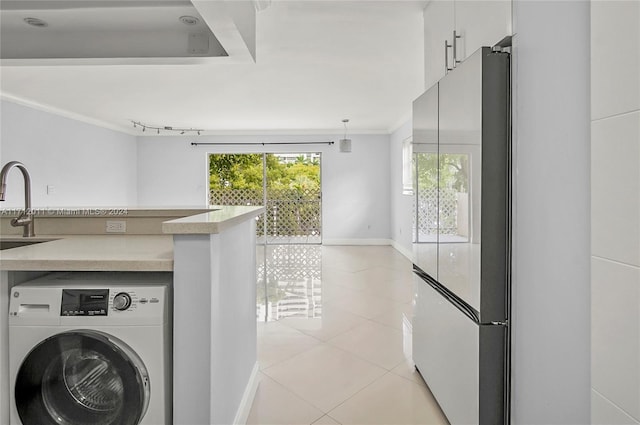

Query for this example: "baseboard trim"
[322,238,392,246]
[390,240,413,262]
[233,362,260,425]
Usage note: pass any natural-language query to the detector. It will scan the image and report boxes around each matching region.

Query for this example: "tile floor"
[248,245,449,425]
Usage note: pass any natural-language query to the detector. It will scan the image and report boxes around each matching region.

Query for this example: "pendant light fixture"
[339,119,352,153]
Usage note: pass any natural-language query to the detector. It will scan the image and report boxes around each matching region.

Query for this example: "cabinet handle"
[444,39,453,73]
[452,30,462,67]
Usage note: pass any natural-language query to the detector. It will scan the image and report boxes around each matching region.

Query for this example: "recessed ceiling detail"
[0,0,258,65]
[179,15,200,26]
[23,17,48,28]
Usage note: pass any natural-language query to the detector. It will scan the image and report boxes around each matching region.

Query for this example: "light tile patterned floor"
[249,245,449,425]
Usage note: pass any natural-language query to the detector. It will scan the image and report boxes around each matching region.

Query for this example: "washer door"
[15,330,150,425]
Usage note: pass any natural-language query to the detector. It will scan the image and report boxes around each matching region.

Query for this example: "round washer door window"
[15,330,150,425]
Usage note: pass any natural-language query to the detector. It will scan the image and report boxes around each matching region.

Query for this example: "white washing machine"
[8,272,172,425]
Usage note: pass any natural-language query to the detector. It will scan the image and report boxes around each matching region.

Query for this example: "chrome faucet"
[0,161,35,237]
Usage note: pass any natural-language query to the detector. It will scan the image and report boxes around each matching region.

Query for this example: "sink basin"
[0,240,47,250]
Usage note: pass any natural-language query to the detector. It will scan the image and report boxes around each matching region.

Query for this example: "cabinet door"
[423,0,454,90]
[454,1,512,63]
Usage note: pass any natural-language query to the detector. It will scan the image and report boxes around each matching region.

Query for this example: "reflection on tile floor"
[249,245,449,425]
[257,245,322,322]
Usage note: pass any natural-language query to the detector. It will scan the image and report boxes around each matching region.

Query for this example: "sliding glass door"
[209,153,322,244]
[210,153,322,321]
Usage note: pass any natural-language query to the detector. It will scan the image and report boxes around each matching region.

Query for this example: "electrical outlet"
[106,220,126,233]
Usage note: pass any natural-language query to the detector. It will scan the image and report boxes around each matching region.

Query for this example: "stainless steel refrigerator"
[412,46,511,425]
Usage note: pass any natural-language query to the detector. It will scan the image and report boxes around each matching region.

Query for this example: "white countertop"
[0,235,173,271]
[162,205,265,234]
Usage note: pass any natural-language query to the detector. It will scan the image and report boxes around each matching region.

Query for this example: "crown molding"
[0,93,137,136]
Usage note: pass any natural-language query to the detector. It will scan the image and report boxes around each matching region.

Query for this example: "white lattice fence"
[266,189,321,238]
[210,188,321,239]
[414,188,460,239]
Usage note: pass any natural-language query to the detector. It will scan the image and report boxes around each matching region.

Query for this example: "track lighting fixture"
[130,121,204,136]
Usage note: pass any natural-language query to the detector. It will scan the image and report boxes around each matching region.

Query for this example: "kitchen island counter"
[0,235,173,271]
[163,205,263,234]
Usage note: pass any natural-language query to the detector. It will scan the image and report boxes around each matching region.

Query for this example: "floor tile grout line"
[319,299,385,321]
[321,299,411,331]
[258,326,324,372]
[273,289,411,336]
[325,317,407,342]
[262,341,398,414]
[389,368,428,387]
[323,332,412,373]
[276,316,368,343]
[258,367,330,414]
[259,339,322,373]
[334,282,414,301]
[324,371,446,425]
[307,411,327,425]
[263,364,381,417]
[319,339,402,373]
[386,359,434,389]
[323,370,399,418]
[310,413,342,425]
[322,412,342,425]
[322,291,407,313]
[255,372,327,423]
[273,310,410,344]
[369,311,413,333]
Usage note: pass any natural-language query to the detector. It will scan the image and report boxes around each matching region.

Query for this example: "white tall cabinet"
[591,1,640,424]
[422,1,593,423]
[423,0,512,90]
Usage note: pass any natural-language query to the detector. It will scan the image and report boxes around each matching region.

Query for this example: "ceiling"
[0,1,226,60]
[0,1,425,135]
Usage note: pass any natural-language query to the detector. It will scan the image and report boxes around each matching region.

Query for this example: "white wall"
[137,134,392,243]
[389,120,413,258]
[0,100,137,208]
[590,1,640,424]
[511,1,591,423]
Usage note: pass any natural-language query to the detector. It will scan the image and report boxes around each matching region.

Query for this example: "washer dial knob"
[113,292,132,311]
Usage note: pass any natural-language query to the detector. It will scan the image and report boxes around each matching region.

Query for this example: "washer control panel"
[10,273,170,326]
[58,289,162,316]
[61,289,109,317]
